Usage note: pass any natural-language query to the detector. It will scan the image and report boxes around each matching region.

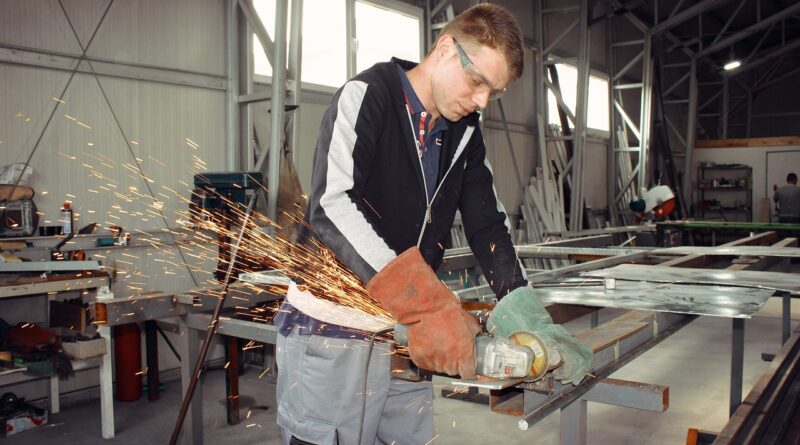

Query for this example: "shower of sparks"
[25,137,398,332]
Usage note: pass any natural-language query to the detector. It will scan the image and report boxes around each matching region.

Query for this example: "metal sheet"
[655,246,800,258]
[238,270,292,286]
[531,281,773,318]
[583,264,800,294]
[0,260,100,272]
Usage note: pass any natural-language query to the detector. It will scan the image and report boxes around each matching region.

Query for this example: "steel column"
[288,0,304,167]
[730,318,745,417]
[682,59,698,213]
[561,399,588,445]
[722,76,729,139]
[638,33,653,190]
[267,0,289,224]
[570,0,590,231]
[226,0,240,170]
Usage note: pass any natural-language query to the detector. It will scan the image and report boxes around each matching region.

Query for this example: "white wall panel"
[0,0,81,53]
[83,0,226,75]
[0,0,227,298]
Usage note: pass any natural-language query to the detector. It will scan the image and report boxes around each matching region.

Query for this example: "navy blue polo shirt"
[396,64,449,202]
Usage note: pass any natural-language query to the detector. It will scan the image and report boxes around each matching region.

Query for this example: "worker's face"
[431,35,511,121]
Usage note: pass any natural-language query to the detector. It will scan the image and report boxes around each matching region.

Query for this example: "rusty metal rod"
[169,188,261,445]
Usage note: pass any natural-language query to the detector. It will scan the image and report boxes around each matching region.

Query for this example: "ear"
[435,34,455,59]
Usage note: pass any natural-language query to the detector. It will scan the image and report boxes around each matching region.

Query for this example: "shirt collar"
[396,63,449,132]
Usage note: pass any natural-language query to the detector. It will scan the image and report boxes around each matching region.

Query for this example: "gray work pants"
[276,326,434,445]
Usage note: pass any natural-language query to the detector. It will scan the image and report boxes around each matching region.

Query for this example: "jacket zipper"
[404,105,468,248]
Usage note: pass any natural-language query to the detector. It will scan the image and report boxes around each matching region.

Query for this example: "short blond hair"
[439,4,524,80]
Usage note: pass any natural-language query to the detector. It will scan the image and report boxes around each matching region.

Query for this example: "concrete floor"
[3,295,799,445]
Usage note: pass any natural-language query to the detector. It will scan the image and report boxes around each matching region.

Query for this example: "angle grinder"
[394,325,561,380]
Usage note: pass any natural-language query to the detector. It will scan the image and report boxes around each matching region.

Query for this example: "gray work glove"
[486,286,593,385]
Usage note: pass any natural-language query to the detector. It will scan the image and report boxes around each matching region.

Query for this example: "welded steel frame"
[530,0,593,232]
[227,0,303,223]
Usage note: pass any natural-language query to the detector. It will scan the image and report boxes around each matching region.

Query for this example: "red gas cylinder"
[113,323,142,401]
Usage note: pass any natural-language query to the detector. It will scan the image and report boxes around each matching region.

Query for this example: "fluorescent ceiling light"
[724,60,741,71]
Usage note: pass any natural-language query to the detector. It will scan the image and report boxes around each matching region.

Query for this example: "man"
[774,173,800,224]
[273,4,592,444]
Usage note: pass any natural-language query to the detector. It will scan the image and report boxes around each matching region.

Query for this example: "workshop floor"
[4,295,799,445]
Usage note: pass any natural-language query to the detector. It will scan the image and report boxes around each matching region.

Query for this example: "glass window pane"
[253,0,346,87]
[547,64,609,132]
[355,1,421,73]
[302,0,346,86]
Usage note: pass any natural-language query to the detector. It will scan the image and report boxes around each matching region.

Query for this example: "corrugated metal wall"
[1,0,228,296]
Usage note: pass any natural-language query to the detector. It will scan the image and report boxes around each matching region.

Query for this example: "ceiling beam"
[728,37,800,77]
[696,3,800,58]
[651,0,731,36]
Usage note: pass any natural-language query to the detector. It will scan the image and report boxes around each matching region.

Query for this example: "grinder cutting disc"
[508,331,550,380]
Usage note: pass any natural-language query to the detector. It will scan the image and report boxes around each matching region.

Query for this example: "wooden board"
[695,136,800,148]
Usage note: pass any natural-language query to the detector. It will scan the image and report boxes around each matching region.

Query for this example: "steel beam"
[267,0,289,225]
[569,0,590,231]
[695,3,800,58]
[238,0,276,72]
[0,45,226,90]
[288,0,304,167]
[682,59,697,211]
[543,18,579,56]
[710,0,747,47]
[651,0,730,36]
[638,33,653,189]
[732,37,800,77]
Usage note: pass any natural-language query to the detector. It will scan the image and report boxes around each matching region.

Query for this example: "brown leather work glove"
[367,247,481,379]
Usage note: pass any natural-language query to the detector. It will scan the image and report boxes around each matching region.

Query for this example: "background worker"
[273,4,593,444]
[774,172,800,224]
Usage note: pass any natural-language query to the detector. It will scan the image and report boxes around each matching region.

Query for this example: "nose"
[470,90,490,111]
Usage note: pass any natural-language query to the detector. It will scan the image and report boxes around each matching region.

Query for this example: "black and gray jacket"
[302,58,526,299]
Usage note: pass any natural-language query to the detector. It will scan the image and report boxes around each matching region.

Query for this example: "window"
[253,0,422,88]
[254,0,347,87]
[546,63,610,133]
[355,1,421,73]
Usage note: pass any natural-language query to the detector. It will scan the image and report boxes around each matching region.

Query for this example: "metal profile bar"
[613,100,641,142]
[543,18,579,55]
[582,378,669,412]
[456,250,650,301]
[612,49,643,82]
[0,45,227,91]
[612,39,644,47]
[638,34,653,189]
[667,0,686,19]
[497,100,524,190]
[695,3,800,58]
[614,163,640,204]
[732,37,800,76]
[754,65,800,92]
[569,0,590,232]
[664,114,687,148]
[430,0,452,19]
[722,77,729,139]
[288,0,304,169]
[651,0,730,36]
[744,24,775,64]
[663,71,690,96]
[345,0,357,78]
[614,83,643,89]
[544,79,576,124]
[710,0,748,46]
[662,62,691,68]
[663,99,689,104]
[519,311,695,430]
[267,0,289,225]
[238,0,276,73]
[698,90,722,111]
[226,0,240,170]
